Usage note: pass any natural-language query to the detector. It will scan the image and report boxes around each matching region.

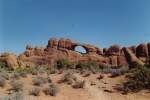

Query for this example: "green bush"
[0,61,7,69]
[76,61,100,73]
[55,59,72,69]
[122,65,150,93]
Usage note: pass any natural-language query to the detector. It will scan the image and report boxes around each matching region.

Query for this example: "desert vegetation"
[0,58,150,100]
[120,61,150,94]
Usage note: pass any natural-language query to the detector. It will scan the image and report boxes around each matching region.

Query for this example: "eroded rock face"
[0,53,19,69]
[136,44,148,57]
[129,46,136,54]
[105,45,121,56]
[123,47,144,67]
[47,38,58,49]
[58,38,66,49]
[82,44,97,54]
[1,38,149,68]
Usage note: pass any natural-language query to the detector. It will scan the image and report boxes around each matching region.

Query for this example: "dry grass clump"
[72,80,85,89]
[19,71,27,78]
[0,76,6,87]
[58,72,77,85]
[10,80,23,92]
[29,87,40,96]
[6,92,24,100]
[32,76,47,86]
[10,73,20,80]
[59,72,85,89]
[47,76,52,83]
[101,66,129,77]
[43,83,59,96]
[0,72,9,80]
[76,61,100,74]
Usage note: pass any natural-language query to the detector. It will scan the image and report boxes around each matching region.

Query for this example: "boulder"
[0,53,19,69]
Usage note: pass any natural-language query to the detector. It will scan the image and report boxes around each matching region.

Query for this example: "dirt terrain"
[0,72,150,100]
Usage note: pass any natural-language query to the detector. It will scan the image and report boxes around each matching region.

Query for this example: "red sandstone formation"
[0,38,149,69]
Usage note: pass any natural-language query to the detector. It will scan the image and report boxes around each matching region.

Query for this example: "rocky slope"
[0,38,150,69]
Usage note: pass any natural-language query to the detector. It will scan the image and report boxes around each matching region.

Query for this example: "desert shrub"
[10,73,20,80]
[72,80,85,89]
[102,66,129,77]
[47,76,52,83]
[109,66,129,77]
[15,67,38,75]
[14,67,28,77]
[32,76,47,86]
[26,67,39,75]
[29,87,40,96]
[55,59,72,70]
[19,72,27,78]
[76,61,100,73]
[0,76,6,87]
[0,61,7,69]
[10,80,23,92]
[122,64,150,93]
[10,92,24,100]
[48,67,57,74]
[59,72,76,84]
[0,72,9,80]
[145,58,150,68]
[43,83,59,96]
[1,92,24,100]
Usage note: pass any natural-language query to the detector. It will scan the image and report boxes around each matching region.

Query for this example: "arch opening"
[74,46,87,54]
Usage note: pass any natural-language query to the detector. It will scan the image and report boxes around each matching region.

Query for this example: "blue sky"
[0,0,150,54]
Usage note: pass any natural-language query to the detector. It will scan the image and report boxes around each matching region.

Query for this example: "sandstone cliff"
[0,38,149,69]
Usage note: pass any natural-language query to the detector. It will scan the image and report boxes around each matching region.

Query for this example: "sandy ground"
[0,73,150,100]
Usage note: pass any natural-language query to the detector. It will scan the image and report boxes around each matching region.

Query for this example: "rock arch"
[72,44,88,54]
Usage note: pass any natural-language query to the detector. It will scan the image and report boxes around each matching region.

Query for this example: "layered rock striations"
[0,38,149,69]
